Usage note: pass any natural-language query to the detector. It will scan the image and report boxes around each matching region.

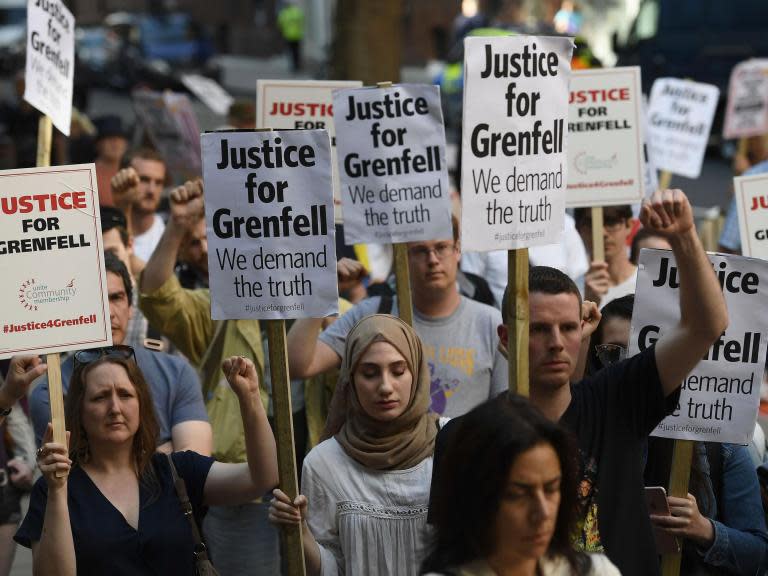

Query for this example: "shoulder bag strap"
[164,453,214,564]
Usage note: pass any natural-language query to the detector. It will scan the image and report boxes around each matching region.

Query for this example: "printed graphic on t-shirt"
[427,362,461,415]
[573,454,604,553]
[423,345,477,415]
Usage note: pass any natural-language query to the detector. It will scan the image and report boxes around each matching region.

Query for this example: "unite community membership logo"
[18,277,77,311]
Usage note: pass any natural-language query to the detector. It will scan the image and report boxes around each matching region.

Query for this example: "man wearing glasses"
[288,216,507,418]
[575,204,638,309]
[28,253,212,455]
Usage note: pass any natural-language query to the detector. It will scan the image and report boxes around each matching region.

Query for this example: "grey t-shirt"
[319,296,507,417]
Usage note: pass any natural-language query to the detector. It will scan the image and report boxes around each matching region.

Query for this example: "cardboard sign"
[333,84,452,245]
[256,79,363,222]
[132,90,202,182]
[0,164,111,358]
[734,172,768,259]
[202,130,338,320]
[461,35,574,252]
[630,249,768,445]
[24,0,75,136]
[181,74,234,117]
[566,67,644,208]
[723,59,768,140]
[646,78,719,179]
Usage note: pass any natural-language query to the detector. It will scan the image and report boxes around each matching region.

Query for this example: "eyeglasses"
[73,345,136,369]
[580,216,628,230]
[408,242,456,261]
[594,343,627,367]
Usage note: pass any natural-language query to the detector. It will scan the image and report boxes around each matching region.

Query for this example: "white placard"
[24,0,75,136]
[0,164,111,358]
[629,249,768,445]
[734,172,768,259]
[461,35,574,252]
[723,59,768,140]
[202,130,338,320]
[566,67,644,208]
[646,78,719,179]
[333,84,452,245]
[181,74,234,117]
[257,79,363,223]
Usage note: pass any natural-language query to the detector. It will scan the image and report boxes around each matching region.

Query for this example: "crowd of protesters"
[0,11,768,576]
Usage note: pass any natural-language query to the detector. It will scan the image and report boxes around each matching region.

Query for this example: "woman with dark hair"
[14,347,278,575]
[422,394,618,575]
[270,314,440,575]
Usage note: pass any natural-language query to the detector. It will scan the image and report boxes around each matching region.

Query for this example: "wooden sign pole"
[507,249,529,396]
[659,170,673,191]
[591,206,605,263]
[377,81,414,326]
[36,114,67,448]
[266,319,306,576]
[661,439,694,576]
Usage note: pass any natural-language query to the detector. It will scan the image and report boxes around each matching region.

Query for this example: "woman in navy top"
[15,346,278,575]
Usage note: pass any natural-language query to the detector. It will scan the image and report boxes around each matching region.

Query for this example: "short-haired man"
[575,204,637,308]
[29,252,212,456]
[490,190,728,575]
[288,217,507,417]
[111,148,169,262]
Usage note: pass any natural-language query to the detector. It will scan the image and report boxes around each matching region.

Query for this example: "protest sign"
[24,0,74,136]
[257,79,363,222]
[181,73,234,117]
[734,171,768,259]
[133,90,202,182]
[202,130,338,320]
[646,78,719,180]
[566,67,644,208]
[0,164,111,359]
[332,84,452,244]
[629,249,768,445]
[723,59,768,140]
[461,35,574,252]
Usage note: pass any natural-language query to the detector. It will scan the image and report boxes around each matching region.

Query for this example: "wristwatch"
[0,405,11,417]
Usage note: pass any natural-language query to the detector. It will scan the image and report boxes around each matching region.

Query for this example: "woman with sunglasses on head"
[270,314,441,576]
[14,347,278,576]
[588,295,768,573]
[423,393,619,576]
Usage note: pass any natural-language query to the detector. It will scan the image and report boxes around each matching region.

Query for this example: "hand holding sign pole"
[202,128,339,576]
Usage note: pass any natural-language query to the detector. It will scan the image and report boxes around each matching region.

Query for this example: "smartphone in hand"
[645,486,681,554]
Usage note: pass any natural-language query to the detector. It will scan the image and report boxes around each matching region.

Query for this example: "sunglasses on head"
[73,345,136,369]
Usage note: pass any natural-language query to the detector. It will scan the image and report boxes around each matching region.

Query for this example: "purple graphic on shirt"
[428,362,460,415]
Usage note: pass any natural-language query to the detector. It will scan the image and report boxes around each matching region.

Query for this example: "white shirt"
[303,437,434,576]
[600,268,637,309]
[132,214,165,262]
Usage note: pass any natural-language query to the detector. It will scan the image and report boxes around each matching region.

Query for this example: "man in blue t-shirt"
[29,252,212,454]
[719,159,768,254]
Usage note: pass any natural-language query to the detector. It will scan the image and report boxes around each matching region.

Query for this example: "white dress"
[302,437,433,576]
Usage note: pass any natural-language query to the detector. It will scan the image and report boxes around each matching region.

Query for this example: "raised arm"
[140,179,203,294]
[32,425,75,576]
[203,357,278,506]
[286,258,365,379]
[0,356,47,426]
[645,189,729,397]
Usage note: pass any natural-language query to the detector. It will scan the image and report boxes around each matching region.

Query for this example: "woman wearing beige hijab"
[270,314,440,575]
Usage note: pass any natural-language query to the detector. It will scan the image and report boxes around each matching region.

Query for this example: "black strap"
[164,453,212,562]
[377,293,394,315]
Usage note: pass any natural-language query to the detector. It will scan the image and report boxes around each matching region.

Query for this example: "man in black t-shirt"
[432,189,728,576]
